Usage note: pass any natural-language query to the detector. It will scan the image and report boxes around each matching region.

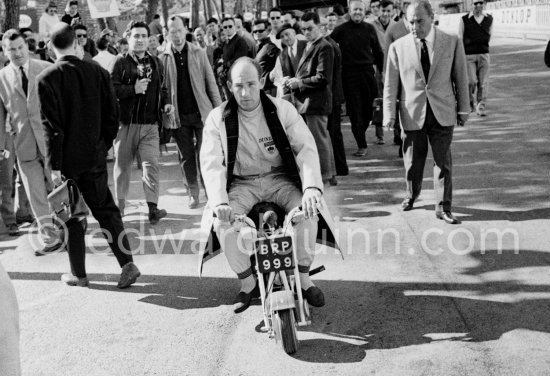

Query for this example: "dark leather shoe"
[233,284,259,313]
[302,286,325,307]
[34,241,64,257]
[436,211,461,224]
[16,215,34,225]
[117,262,141,289]
[233,291,252,313]
[149,207,167,225]
[61,273,89,287]
[8,224,20,237]
[401,198,415,211]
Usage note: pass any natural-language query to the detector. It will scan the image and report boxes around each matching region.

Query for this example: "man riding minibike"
[198,57,339,313]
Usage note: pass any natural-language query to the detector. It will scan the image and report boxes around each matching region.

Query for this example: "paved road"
[1,37,550,376]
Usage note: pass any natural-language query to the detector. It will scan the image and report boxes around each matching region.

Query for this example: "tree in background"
[2,0,19,32]
[146,0,160,23]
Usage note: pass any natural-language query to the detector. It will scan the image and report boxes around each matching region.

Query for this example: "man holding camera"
[111,21,173,224]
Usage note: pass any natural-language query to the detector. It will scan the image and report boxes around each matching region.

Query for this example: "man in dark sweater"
[331,0,384,157]
[459,0,493,116]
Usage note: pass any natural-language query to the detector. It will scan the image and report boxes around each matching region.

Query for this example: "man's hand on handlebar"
[302,187,322,219]
[214,204,233,222]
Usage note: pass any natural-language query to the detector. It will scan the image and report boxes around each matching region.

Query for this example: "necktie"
[420,39,430,81]
[20,66,28,97]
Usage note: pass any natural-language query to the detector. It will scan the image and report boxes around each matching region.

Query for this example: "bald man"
[200,57,338,313]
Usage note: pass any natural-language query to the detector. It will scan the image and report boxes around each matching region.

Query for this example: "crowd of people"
[0,0,493,309]
[0,0,496,372]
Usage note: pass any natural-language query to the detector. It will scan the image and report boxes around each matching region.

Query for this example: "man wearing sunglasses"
[459,0,493,117]
[252,19,279,95]
[268,7,284,50]
[74,24,97,58]
[221,17,248,98]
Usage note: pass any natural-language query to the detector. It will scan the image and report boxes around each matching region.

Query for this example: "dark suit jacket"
[325,36,344,106]
[278,40,307,95]
[294,37,334,115]
[37,56,119,175]
[222,34,248,71]
[255,38,279,90]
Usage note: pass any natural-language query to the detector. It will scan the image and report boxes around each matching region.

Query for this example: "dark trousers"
[65,153,133,278]
[394,105,403,157]
[171,113,204,198]
[327,103,349,176]
[402,103,454,212]
[342,68,378,149]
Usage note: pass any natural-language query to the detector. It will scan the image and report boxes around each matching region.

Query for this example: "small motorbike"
[243,204,325,354]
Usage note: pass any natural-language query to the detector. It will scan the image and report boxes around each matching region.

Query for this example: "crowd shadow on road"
[9,248,550,363]
[411,204,550,222]
[329,41,550,224]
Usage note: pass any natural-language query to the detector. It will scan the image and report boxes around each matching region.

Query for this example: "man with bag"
[159,16,221,209]
[37,23,141,288]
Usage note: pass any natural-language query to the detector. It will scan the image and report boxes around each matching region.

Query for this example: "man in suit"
[286,12,336,183]
[252,19,279,96]
[383,0,469,224]
[37,23,141,287]
[234,15,257,57]
[322,21,349,178]
[368,0,396,145]
[0,30,63,253]
[386,3,411,47]
[268,7,284,50]
[268,24,307,98]
[220,17,248,99]
[386,2,411,157]
[0,134,19,236]
[159,16,222,209]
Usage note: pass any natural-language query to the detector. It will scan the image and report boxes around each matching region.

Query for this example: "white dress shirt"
[10,60,30,93]
[414,26,435,64]
[93,50,117,73]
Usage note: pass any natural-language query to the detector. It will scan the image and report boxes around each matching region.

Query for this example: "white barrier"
[438,4,550,40]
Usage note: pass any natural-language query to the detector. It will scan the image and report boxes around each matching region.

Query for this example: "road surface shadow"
[8,249,550,362]
[413,205,550,222]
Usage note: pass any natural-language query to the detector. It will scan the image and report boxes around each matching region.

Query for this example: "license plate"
[254,235,294,274]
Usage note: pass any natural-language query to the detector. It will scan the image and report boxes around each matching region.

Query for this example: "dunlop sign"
[492,6,536,25]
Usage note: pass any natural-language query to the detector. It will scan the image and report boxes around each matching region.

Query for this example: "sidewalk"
[1,37,550,376]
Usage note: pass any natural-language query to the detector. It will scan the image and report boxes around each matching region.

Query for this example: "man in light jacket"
[383,0,469,224]
[159,16,221,208]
